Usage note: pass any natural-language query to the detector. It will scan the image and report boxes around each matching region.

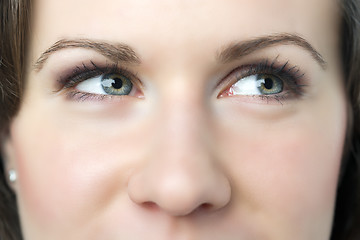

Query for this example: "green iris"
[257,74,283,95]
[101,73,133,95]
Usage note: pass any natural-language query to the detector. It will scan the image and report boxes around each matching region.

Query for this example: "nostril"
[140,201,215,215]
[127,158,232,217]
[142,201,159,211]
[199,203,214,211]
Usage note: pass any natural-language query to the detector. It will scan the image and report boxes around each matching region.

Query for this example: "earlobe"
[1,133,18,191]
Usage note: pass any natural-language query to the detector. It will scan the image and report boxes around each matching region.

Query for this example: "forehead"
[31,0,340,63]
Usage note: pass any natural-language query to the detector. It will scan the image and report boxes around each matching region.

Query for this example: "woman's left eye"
[76,73,134,96]
[224,74,284,96]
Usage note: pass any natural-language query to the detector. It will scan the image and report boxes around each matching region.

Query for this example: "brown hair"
[0,0,30,239]
[0,0,359,239]
[331,0,360,239]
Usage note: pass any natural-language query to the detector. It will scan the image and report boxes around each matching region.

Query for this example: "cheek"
[10,110,150,235]
[238,125,342,210]
[214,96,346,237]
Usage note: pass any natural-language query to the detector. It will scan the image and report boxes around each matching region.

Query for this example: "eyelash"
[218,58,306,103]
[57,58,306,103]
[57,61,140,101]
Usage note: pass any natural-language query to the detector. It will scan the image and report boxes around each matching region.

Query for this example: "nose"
[127,90,231,216]
[128,153,231,216]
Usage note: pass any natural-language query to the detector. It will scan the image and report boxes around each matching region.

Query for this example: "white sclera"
[231,75,265,95]
[76,75,107,94]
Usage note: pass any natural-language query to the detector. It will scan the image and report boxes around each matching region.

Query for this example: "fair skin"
[2,0,347,239]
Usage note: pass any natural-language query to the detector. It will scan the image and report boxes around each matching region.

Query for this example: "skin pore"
[2,0,347,239]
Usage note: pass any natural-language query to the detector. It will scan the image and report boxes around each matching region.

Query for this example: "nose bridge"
[127,76,231,216]
[154,78,215,209]
[161,81,204,157]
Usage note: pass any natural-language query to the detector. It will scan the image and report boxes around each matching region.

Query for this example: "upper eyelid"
[223,59,301,82]
[57,62,142,92]
[216,59,305,96]
[61,69,102,89]
[235,62,304,82]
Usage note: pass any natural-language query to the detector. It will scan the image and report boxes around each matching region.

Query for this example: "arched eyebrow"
[33,38,141,72]
[216,33,327,69]
[34,33,326,72]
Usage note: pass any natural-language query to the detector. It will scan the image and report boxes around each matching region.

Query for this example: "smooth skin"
[3,0,347,239]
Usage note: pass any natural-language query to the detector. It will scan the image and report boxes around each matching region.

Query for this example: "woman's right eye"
[76,73,135,96]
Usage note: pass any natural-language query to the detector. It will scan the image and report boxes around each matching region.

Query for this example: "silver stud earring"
[8,169,17,183]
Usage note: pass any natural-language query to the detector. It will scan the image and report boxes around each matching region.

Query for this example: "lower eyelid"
[64,89,143,102]
[218,93,296,106]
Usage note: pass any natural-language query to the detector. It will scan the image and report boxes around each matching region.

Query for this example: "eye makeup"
[55,61,143,101]
[55,56,307,104]
[217,57,307,104]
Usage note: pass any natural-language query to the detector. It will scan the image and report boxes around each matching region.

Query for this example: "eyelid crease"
[239,58,304,82]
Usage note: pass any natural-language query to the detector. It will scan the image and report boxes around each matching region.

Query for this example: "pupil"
[264,78,273,89]
[112,78,123,89]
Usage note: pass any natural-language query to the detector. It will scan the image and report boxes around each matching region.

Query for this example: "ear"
[1,131,18,191]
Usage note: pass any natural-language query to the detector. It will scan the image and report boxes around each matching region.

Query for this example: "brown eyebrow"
[35,34,326,72]
[34,38,141,71]
[216,33,327,69]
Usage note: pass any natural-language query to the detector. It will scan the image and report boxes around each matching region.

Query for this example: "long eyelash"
[56,61,135,91]
[236,57,307,97]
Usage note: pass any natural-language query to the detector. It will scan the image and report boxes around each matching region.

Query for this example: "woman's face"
[3,0,347,239]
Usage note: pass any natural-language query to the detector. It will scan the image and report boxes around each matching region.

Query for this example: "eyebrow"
[216,33,327,69]
[34,33,326,72]
[34,39,141,71]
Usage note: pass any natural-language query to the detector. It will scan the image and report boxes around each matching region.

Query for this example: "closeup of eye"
[225,74,283,96]
[57,62,143,101]
[76,73,134,96]
[218,59,306,102]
